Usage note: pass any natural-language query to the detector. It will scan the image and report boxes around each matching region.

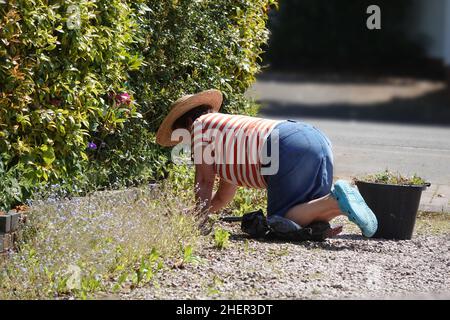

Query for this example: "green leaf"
[80,152,88,161]
[40,145,56,166]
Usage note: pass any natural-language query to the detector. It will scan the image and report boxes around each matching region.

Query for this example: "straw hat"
[156,89,223,147]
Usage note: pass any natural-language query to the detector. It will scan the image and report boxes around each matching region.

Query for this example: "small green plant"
[356,170,427,186]
[131,249,163,287]
[214,228,230,250]
[206,275,223,296]
[182,245,195,263]
[179,244,202,266]
[229,187,266,216]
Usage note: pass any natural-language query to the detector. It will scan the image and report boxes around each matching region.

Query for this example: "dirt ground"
[117,212,450,300]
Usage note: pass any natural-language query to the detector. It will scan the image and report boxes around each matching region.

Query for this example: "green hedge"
[131,0,274,128]
[0,0,276,210]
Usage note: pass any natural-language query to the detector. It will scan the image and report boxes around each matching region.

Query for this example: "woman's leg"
[266,121,338,228]
[284,194,343,227]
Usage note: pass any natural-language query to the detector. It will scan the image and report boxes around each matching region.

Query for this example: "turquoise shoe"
[331,180,378,237]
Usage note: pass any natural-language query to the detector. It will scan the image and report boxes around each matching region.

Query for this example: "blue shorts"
[264,120,334,217]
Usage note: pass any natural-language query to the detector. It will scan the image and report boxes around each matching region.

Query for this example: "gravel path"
[120,215,450,300]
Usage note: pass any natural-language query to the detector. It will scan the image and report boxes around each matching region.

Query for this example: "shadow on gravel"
[333,234,368,240]
[229,233,252,242]
[228,232,378,252]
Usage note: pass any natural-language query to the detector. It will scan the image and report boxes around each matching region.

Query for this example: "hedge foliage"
[0,0,276,210]
[131,0,274,129]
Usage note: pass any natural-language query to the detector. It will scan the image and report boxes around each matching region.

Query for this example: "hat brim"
[156,89,223,147]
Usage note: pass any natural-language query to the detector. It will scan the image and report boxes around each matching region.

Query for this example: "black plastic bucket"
[355,181,430,240]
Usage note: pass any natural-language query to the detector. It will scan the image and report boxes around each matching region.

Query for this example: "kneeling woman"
[156,90,377,238]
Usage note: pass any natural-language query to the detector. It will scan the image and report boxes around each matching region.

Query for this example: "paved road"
[247,74,450,212]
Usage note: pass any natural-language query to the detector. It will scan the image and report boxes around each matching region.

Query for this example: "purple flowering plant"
[87,142,97,150]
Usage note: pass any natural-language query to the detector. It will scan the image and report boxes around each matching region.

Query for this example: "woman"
[156,89,377,238]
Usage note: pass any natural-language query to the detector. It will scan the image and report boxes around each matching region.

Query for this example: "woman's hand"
[210,179,238,213]
[194,163,237,215]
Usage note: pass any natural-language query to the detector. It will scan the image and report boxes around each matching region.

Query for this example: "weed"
[415,212,450,235]
[206,275,223,296]
[214,228,230,250]
[229,188,266,216]
[356,170,427,186]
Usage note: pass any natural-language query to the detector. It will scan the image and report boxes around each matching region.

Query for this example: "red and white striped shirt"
[192,113,281,189]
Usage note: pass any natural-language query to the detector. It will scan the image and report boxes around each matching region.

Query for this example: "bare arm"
[210,179,238,213]
[194,162,216,215]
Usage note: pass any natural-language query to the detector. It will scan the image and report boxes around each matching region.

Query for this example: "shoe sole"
[333,180,378,237]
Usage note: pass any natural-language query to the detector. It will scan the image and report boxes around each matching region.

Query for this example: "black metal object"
[219,216,244,223]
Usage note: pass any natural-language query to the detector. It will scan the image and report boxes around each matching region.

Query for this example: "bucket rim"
[354,180,431,191]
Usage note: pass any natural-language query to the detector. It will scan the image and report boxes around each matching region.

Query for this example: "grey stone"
[8,211,21,232]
